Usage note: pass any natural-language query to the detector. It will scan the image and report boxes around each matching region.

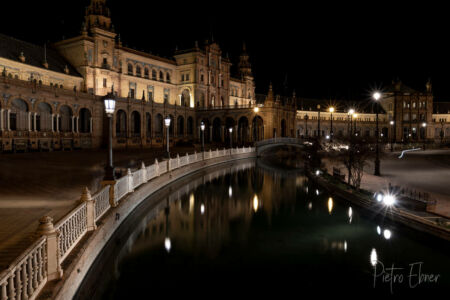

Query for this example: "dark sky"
[1,0,449,101]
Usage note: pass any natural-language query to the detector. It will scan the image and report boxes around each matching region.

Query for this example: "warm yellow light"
[189,193,194,214]
[328,197,333,214]
[253,194,259,212]
[373,92,381,101]
[329,107,335,113]
[348,109,355,115]
[254,107,259,113]
[352,113,358,119]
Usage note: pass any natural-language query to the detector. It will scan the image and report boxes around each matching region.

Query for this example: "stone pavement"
[0,145,203,269]
[323,149,450,219]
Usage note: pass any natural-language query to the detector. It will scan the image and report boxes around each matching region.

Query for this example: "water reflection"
[78,155,450,299]
[370,248,378,266]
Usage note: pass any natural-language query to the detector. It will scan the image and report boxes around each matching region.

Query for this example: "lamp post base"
[374,158,381,176]
[104,165,116,181]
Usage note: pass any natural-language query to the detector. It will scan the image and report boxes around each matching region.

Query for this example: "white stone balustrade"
[55,203,88,263]
[93,185,111,222]
[0,146,256,300]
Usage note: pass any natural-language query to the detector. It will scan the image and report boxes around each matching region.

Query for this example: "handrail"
[0,146,256,300]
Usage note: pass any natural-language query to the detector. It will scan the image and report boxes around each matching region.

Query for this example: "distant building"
[0,0,448,152]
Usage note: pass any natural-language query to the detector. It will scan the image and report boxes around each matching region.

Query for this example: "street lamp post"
[103,88,116,181]
[422,122,427,150]
[353,113,358,136]
[373,92,381,176]
[200,121,205,152]
[304,114,309,137]
[348,109,354,137]
[390,120,394,152]
[229,127,233,154]
[164,116,171,159]
[329,107,334,142]
[317,104,321,138]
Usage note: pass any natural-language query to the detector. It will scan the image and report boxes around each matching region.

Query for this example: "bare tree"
[341,136,373,190]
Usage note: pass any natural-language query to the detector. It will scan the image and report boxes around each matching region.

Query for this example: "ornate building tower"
[54,0,119,96]
[238,43,252,78]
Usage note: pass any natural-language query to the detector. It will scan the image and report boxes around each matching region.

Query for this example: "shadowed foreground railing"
[0,146,255,300]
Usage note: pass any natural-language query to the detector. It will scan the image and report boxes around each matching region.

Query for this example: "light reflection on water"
[78,157,450,299]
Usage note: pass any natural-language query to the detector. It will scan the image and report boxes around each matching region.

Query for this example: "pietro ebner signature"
[373,261,440,294]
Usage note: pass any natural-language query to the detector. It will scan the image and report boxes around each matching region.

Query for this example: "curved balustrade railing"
[55,203,88,262]
[255,137,304,147]
[114,176,129,202]
[94,186,111,222]
[0,146,255,300]
[0,237,47,300]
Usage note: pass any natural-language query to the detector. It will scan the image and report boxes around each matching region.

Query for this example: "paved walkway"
[323,149,450,219]
[0,146,203,269]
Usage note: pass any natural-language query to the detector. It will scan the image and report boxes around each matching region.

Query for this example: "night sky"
[1,0,449,101]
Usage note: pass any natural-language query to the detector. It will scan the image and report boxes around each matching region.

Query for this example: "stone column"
[51,114,54,132]
[76,116,79,133]
[0,108,3,131]
[234,125,238,143]
[56,114,60,132]
[7,110,11,131]
[221,125,225,142]
[89,117,93,134]
[209,126,212,142]
[36,216,63,281]
[80,187,96,231]
[28,112,31,131]
[71,116,75,133]
[34,113,37,132]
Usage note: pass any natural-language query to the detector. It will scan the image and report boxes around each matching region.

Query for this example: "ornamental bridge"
[255,137,309,156]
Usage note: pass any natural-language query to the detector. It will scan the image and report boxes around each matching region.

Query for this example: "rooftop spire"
[238,41,252,78]
[85,0,113,32]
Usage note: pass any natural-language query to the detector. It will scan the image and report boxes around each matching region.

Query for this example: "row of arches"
[0,98,92,133]
[127,63,171,83]
[198,115,269,143]
[115,110,194,138]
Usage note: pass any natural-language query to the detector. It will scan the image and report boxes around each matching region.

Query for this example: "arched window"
[146,113,151,138]
[127,63,133,75]
[152,69,157,80]
[59,105,73,132]
[154,114,163,137]
[144,68,149,78]
[36,102,52,131]
[159,71,164,82]
[187,117,193,135]
[116,110,127,137]
[10,99,29,131]
[136,65,142,77]
[177,116,184,136]
[79,108,92,133]
[181,89,190,106]
[166,73,171,83]
[131,111,141,136]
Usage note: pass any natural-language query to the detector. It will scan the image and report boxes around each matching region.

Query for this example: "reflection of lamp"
[328,197,333,214]
[164,116,171,159]
[252,194,259,212]
[228,186,232,198]
[370,248,378,267]
[200,203,205,215]
[164,199,171,253]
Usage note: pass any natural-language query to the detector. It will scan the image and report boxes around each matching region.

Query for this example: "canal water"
[76,153,450,298]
